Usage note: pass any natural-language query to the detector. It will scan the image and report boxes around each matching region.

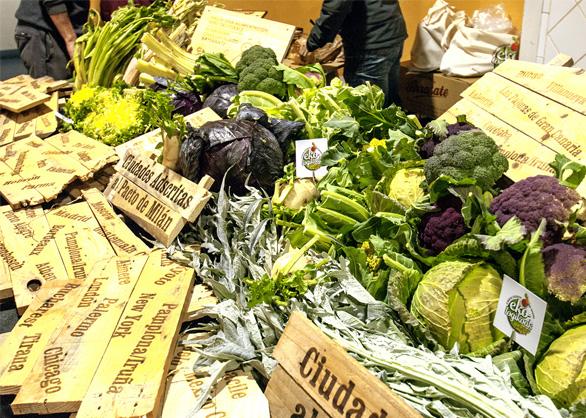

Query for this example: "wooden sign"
[0,189,148,313]
[0,205,68,314]
[493,59,586,115]
[161,333,269,418]
[266,366,328,418]
[185,284,218,321]
[104,150,213,246]
[115,107,221,159]
[0,112,16,147]
[271,312,419,418]
[11,256,148,414]
[461,72,586,160]
[0,131,118,207]
[0,280,84,395]
[190,6,296,64]
[75,250,194,418]
[0,87,50,113]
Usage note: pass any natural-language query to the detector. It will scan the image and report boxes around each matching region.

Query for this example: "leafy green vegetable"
[549,153,586,190]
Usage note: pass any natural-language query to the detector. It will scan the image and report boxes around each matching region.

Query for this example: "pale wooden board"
[0,161,46,207]
[0,217,14,301]
[13,110,36,141]
[273,312,420,418]
[76,250,194,418]
[104,173,187,247]
[0,333,8,347]
[1,74,34,86]
[191,6,295,64]
[0,87,50,113]
[0,112,16,146]
[161,333,269,418]
[45,202,117,281]
[493,59,586,115]
[82,188,150,256]
[116,149,212,222]
[0,206,68,314]
[115,107,221,160]
[34,92,59,138]
[265,366,328,418]
[0,84,23,98]
[184,284,218,322]
[0,280,84,394]
[461,72,586,161]
[46,131,119,177]
[12,255,149,415]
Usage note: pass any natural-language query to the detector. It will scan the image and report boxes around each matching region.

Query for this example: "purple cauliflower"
[542,243,586,304]
[419,198,467,255]
[490,176,581,245]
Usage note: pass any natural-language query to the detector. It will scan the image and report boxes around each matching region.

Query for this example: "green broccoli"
[424,130,509,189]
[235,46,286,98]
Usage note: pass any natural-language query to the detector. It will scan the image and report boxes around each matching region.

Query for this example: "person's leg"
[44,32,72,80]
[386,42,404,107]
[343,49,393,104]
[14,26,48,78]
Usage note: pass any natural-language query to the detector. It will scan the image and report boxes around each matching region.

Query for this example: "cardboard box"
[399,62,479,118]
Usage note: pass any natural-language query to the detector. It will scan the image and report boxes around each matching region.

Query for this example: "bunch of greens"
[165,183,562,418]
[74,0,173,89]
[65,84,172,146]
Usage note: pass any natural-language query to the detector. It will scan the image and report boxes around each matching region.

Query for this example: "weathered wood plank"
[462,72,586,160]
[184,284,218,322]
[0,112,16,146]
[0,280,83,394]
[82,188,150,256]
[493,59,586,114]
[273,312,420,418]
[266,366,330,418]
[76,250,194,418]
[0,87,50,113]
[12,256,148,415]
[0,206,68,314]
[104,173,187,247]
[44,202,117,281]
[191,6,295,64]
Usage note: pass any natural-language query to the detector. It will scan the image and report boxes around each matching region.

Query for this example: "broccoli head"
[424,130,509,189]
[490,175,581,245]
[422,117,477,158]
[419,198,467,255]
[542,243,586,304]
[235,46,286,98]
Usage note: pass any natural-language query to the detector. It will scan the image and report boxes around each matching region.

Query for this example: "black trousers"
[14,25,71,80]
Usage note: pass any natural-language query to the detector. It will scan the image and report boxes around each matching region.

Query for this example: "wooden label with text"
[185,284,218,322]
[0,205,68,314]
[115,149,212,222]
[191,6,295,64]
[0,87,50,113]
[162,332,269,418]
[273,312,420,418]
[115,107,221,159]
[0,280,83,394]
[82,188,150,256]
[12,256,148,415]
[266,366,329,418]
[105,173,187,246]
[0,112,16,147]
[76,250,194,418]
[462,72,586,160]
[493,59,586,115]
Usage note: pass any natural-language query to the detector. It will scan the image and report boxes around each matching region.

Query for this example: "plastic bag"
[472,4,513,34]
[410,0,467,72]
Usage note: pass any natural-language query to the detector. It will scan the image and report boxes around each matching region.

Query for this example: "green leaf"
[475,217,526,251]
[320,190,369,222]
[519,220,547,298]
[549,153,586,189]
[428,175,477,202]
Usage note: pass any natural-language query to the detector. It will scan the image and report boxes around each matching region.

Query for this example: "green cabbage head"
[387,168,426,208]
[410,261,503,354]
[535,325,586,408]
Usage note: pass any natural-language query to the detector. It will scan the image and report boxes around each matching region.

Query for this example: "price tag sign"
[295,138,328,179]
[493,275,547,355]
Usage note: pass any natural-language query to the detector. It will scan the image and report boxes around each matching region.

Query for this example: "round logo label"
[504,294,535,335]
[302,144,322,171]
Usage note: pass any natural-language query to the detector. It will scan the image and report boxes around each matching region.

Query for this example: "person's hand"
[66,39,76,59]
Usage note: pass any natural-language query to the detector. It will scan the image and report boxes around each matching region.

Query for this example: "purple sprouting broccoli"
[490,175,581,246]
[419,197,467,255]
[542,243,586,304]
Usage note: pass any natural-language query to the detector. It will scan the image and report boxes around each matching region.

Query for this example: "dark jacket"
[307,0,407,53]
[15,0,89,36]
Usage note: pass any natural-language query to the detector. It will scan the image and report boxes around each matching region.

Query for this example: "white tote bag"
[410,0,466,72]
[440,23,515,76]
